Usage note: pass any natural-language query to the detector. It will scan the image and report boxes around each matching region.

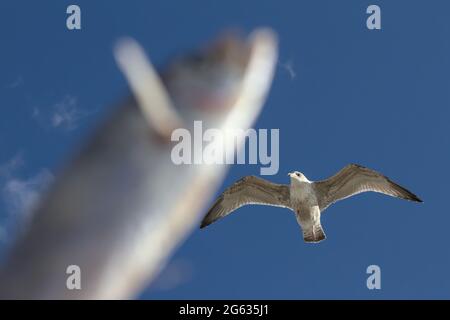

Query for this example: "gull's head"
[288,171,309,183]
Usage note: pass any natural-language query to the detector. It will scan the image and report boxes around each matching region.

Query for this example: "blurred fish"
[0,28,278,299]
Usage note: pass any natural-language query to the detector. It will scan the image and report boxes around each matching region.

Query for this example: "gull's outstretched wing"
[313,164,422,211]
[201,176,290,228]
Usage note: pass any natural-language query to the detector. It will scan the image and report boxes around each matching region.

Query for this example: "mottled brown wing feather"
[313,164,422,211]
[200,176,291,228]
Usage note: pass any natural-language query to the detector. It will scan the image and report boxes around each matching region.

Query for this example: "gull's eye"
[296,173,300,177]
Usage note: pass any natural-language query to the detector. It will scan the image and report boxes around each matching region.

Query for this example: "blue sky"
[0,0,449,299]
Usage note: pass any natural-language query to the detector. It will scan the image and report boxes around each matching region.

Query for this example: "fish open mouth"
[163,29,278,114]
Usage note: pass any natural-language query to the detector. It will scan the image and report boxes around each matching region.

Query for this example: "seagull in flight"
[200,164,422,243]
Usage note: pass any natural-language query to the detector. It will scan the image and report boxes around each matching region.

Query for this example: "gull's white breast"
[290,181,317,207]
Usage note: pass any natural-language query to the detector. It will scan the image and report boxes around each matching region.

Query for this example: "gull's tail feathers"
[303,224,326,243]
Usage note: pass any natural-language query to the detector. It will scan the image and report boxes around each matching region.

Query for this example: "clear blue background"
[0,0,448,299]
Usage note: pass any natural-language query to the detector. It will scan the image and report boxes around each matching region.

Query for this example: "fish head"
[162,32,255,113]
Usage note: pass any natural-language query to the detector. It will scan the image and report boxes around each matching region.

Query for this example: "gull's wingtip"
[199,220,210,229]
[402,189,423,203]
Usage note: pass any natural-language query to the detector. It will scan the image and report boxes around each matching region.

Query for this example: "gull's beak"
[287,172,292,177]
